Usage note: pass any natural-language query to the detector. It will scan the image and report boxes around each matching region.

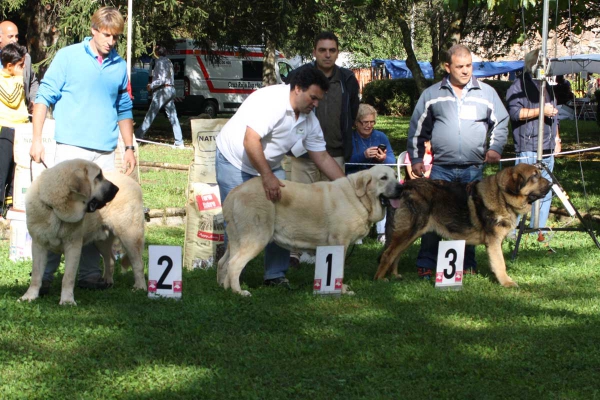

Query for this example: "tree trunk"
[262,38,278,87]
[26,0,60,77]
[444,0,469,52]
[398,16,427,95]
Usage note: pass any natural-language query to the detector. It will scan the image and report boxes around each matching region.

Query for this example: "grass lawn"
[1,113,600,399]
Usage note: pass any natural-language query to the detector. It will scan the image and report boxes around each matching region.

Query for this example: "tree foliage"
[1,0,597,87]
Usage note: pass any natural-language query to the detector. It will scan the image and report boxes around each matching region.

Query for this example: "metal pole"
[533,0,551,228]
[126,0,133,81]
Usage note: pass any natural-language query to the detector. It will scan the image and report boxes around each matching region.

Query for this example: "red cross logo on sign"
[455,271,463,282]
[173,281,182,293]
[334,278,343,290]
[313,279,322,290]
[148,280,157,292]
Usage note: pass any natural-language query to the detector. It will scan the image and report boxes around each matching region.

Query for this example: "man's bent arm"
[243,126,284,201]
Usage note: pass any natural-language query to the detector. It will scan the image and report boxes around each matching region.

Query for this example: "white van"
[166,39,295,117]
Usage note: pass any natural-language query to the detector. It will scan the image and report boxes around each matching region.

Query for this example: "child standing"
[0,43,29,216]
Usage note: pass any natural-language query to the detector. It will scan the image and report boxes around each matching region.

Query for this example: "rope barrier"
[344,145,600,167]
[135,137,187,148]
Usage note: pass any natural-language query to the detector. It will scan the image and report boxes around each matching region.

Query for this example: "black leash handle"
[29,157,48,182]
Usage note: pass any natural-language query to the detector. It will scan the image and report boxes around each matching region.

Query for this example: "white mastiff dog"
[19,159,146,305]
[217,165,401,296]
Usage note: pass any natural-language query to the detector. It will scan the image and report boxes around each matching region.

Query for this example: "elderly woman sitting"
[347,104,396,243]
[346,104,396,175]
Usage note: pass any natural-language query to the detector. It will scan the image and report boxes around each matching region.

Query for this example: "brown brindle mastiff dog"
[374,163,552,287]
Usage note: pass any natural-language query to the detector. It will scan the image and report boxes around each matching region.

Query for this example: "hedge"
[362,78,513,117]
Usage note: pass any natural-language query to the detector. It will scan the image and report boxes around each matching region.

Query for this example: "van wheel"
[201,101,218,118]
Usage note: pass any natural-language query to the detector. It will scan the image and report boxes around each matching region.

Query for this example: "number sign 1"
[148,246,182,299]
[314,246,345,295]
[435,240,465,290]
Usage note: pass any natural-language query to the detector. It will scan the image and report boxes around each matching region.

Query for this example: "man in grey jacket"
[407,44,509,279]
[0,20,39,111]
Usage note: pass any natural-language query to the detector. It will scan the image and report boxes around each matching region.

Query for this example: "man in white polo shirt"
[216,67,344,288]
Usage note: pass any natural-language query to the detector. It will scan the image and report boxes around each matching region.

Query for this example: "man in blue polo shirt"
[29,6,136,293]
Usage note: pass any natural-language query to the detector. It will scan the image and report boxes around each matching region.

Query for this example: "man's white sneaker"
[172,143,186,149]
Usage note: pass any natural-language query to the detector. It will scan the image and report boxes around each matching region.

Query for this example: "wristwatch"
[125,145,135,152]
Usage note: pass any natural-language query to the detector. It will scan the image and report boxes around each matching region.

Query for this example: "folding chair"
[397,151,407,183]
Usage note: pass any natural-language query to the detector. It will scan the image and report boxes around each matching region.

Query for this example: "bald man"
[0,20,39,112]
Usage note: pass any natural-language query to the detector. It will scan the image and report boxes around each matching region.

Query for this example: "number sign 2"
[148,246,182,299]
[435,240,465,290]
[314,246,344,295]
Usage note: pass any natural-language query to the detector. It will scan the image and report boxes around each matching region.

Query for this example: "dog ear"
[68,167,92,200]
[353,172,373,198]
[502,168,526,196]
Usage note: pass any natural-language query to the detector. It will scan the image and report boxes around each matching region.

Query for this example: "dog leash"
[29,157,48,182]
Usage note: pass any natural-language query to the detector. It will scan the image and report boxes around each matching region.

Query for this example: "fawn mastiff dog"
[218,165,402,296]
[19,159,146,305]
[374,163,552,287]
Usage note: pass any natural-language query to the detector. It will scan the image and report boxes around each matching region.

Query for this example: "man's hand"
[122,149,136,175]
[484,149,501,163]
[411,162,426,178]
[29,140,45,163]
[262,172,285,202]
[543,103,558,118]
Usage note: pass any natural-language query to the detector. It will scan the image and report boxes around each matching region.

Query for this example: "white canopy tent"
[547,54,600,76]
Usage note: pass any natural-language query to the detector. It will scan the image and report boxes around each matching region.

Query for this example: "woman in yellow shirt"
[0,43,28,215]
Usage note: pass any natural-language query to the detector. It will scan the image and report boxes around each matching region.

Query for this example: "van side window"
[242,61,263,81]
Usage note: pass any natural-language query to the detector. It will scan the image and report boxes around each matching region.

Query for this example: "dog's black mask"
[86,183,119,213]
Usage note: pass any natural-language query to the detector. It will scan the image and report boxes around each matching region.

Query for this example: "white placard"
[435,240,465,290]
[148,246,182,299]
[313,246,344,295]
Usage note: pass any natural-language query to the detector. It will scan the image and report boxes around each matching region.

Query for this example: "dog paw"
[59,295,77,306]
[240,290,252,297]
[342,284,355,295]
[132,283,147,291]
[501,280,519,288]
[393,274,404,281]
[18,294,38,303]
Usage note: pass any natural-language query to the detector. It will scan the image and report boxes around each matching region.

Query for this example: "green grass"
[2,114,600,399]
[3,229,600,399]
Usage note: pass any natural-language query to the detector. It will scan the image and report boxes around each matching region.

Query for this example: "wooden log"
[146,208,186,218]
[139,161,189,170]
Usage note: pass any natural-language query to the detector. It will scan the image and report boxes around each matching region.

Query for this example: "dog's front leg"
[60,242,83,305]
[487,240,518,288]
[19,241,48,302]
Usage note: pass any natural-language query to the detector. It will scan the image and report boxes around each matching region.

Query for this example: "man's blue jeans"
[215,147,290,280]
[416,164,483,270]
[515,152,555,229]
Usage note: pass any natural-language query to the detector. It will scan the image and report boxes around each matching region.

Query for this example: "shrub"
[363,78,513,116]
[481,79,513,109]
[362,79,433,117]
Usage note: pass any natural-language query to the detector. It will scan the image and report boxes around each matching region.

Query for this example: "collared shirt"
[216,84,326,175]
